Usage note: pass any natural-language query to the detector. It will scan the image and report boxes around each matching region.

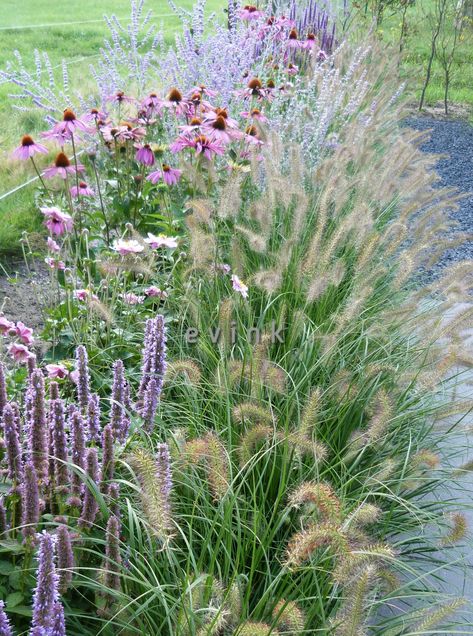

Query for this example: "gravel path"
[406,116,473,278]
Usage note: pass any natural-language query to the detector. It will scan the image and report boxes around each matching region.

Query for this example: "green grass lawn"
[0,0,225,257]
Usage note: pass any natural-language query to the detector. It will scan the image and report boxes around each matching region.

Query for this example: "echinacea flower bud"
[3,403,23,486]
[0,600,13,636]
[74,345,91,413]
[28,370,49,482]
[22,461,40,541]
[56,525,74,594]
[31,531,60,632]
[78,447,100,530]
[100,424,115,496]
[51,400,69,493]
[104,515,121,593]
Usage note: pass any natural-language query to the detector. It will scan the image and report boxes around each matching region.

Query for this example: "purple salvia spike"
[100,424,115,496]
[50,601,66,636]
[68,410,86,508]
[28,369,48,482]
[31,531,59,632]
[104,514,121,592]
[75,345,91,413]
[51,400,69,494]
[110,360,126,440]
[87,393,101,443]
[3,403,23,487]
[0,497,8,534]
[56,525,74,594]
[0,600,13,636]
[22,461,40,541]
[78,447,100,530]
[0,363,7,422]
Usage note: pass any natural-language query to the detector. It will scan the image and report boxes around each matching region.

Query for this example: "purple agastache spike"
[30,627,48,636]
[56,525,74,594]
[28,369,49,482]
[104,514,121,593]
[27,354,37,377]
[50,601,66,636]
[137,315,166,416]
[3,403,23,487]
[0,497,8,534]
[22,461,40,541]
[51,400,69,494]
[108,483,120,519]
[31,531,59,632]
[110,360,126,441]
[68,410,86,507]
[49,381,60,401]
[10,401,21,440]
[0,600,13,636]
[100,424,115,496]
[87,393,101,443]
[141,378,159,431]
[78,447,100,530]
[0,363,7,421]
[75,345,91,413]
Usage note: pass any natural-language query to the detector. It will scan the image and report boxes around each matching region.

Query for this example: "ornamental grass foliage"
[0,0,472,635]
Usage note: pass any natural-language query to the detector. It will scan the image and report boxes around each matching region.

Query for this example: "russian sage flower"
[75,345,91,413]
[56,525,74,594]
[31,532,60,632]
[28,369,49,482]
[22,461,40,541]
[78,447,100,530]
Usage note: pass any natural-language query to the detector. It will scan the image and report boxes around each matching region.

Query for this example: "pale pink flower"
[45,363,69,379]
[216,263,231,275]
[42,152,85,180]
[170,134,225,160]
[112,239,144,256]
[120,292,144,305]
[0,316,14,335]
[8,343,32,363]
[106,91,135,104]
[70,181,94,197]
[144,286,168,299]
[73,289,98,302]
[238,5,265,20]
[240,108,268,123]
[40,207,73,236]
[135,144,155,166]
[231,274,249,299]
[14,322,34,346]
[45,257,66,270]
[141,93,163,114]
[144,233,178,249]
[47,237,61,253]
[13,135,48,160]
[147,165,182,186]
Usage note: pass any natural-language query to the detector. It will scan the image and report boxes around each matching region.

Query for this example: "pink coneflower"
[0,316,13,335]
[144,286,168,299]
[189,84,218,99]
[141,92,163,114]
[113,122,147,143]
[238,5,265,20]
[144,233,178,249]
[112,239,144,256]
[231,274,249,299]
[147,165,182,186]
[46,108,92,142]
[244,124,264,145]
[316,50,328,62]
[179,117,204,134]
[287,28,303,49]
[240,108,268,123]
[204,116,242,144]
[45,363,69,379]
[40,207,73,236]
[120,292,144,305]
[238,77,267,100]
[43,152,85,180]
[13,135,48,160]
[302,32,318,50]
[14,322,34,346]
[204,108,239,129]
[47,237,61,253]
[214,263,231,275]
[45,257,66,270]
[135,144,155,166]
[286,63,299,75]
[163,88,188,116]
[106,91,135,104]
[83,107,108,123]
[8,342,32,363]
[70,181,94,197]
[170,134,225,160]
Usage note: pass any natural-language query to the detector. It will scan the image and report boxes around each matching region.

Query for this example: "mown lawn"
[0,0,225,257]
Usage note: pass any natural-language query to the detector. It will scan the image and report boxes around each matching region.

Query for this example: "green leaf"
[0,561,15,575]
[6,592,24,608]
